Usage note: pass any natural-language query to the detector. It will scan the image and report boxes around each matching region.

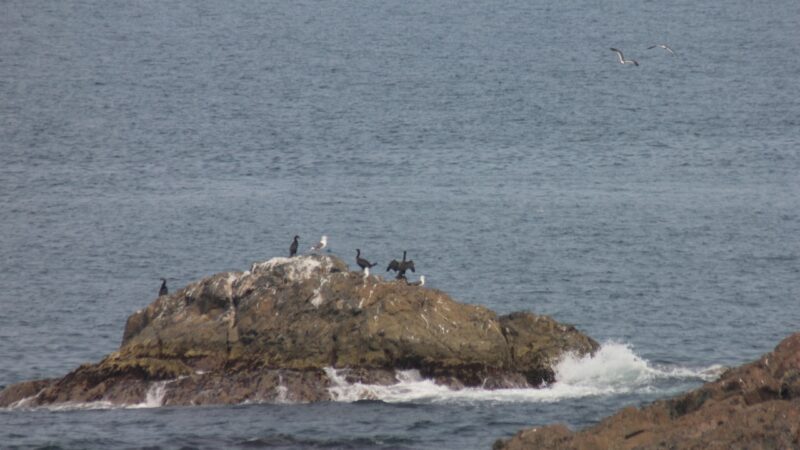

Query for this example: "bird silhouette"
[356,249,378,271]
[387,251,415,280]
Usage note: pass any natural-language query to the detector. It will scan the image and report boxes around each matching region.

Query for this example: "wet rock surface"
[495,332,800,450]
[1,255,597,408]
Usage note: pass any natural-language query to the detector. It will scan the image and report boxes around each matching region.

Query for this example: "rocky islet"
[0,254,598,408]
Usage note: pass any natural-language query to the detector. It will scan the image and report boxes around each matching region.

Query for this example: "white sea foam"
[324,342,724,404]
[552,342,723,397]
[14,400,121,411]
[325,367,445,403]
[5,343,723,411]
[8,379,178,411]
[274,374,290,404]
[4,389,121,412]
[129,380,170,409]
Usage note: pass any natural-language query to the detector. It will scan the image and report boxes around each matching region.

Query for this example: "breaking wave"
[6,343,724,411]
[7,379,175,412]
[325,342,725,404]
[128,380,170,409]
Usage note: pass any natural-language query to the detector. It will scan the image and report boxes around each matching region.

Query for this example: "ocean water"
[1,0,798,448]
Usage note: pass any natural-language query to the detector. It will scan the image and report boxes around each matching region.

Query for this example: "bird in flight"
[610,48,639,66]
[648,44,676,56]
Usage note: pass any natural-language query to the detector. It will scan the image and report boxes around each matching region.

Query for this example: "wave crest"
[5,343,724,410]
[553,342,724,397]
[324,342,723,404]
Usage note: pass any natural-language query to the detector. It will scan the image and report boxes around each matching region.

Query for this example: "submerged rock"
[495,332,800,450]
[1,255,597,408]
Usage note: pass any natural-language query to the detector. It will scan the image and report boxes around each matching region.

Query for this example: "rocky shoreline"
[0,255,598,408]
[495,332,800,450]
[4,254,799,448]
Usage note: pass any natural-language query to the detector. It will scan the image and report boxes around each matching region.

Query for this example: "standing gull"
[610,48,639,66]
[289,235,299,257]
[648,44,676,56]
[310,235,327,252]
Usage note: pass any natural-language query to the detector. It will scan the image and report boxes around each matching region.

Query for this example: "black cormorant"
[387,251,415,280]
[356,249,378,271]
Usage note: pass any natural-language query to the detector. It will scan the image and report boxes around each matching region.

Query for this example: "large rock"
[495,332,800,450]
[1,255,598,408]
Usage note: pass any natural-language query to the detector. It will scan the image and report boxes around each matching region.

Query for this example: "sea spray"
[275,373,290,404]
[555,342,655,387]
[323,342,723,404]
[128,380,170,409]
[5,344,723,411]
[144,380,168,407]
[555,342,725,388]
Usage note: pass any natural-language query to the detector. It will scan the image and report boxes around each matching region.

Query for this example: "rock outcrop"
[0,255,598,408]
[495,332,800,450]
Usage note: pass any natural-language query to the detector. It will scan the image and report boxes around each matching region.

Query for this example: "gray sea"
[1,0,799,448]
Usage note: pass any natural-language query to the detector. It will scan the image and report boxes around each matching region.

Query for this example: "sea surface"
[1,0,799,448]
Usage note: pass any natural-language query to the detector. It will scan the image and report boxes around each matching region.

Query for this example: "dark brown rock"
[1,255,598,408]
[495,332,800,450]
[0,379,54,408]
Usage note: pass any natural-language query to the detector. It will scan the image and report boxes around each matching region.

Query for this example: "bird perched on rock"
[289,235,299,257]
[310,235,328,252]
[356,249,377,271]
[407,275,425,287]
[159,278,168,296]
[387,251,415,280]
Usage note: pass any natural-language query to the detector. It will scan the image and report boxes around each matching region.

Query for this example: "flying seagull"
[648,44,675,56]
[310,235,327,252]
[610,48,639,66]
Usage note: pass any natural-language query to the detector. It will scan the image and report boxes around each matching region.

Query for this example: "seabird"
[408,275,425,287]
[310,235,327,252]
[356,249,378,271]
[159,278,168,296]
[289,235,299,257]
[610,48,639,66]
[387,251,415,280]
[648,44,675,56]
